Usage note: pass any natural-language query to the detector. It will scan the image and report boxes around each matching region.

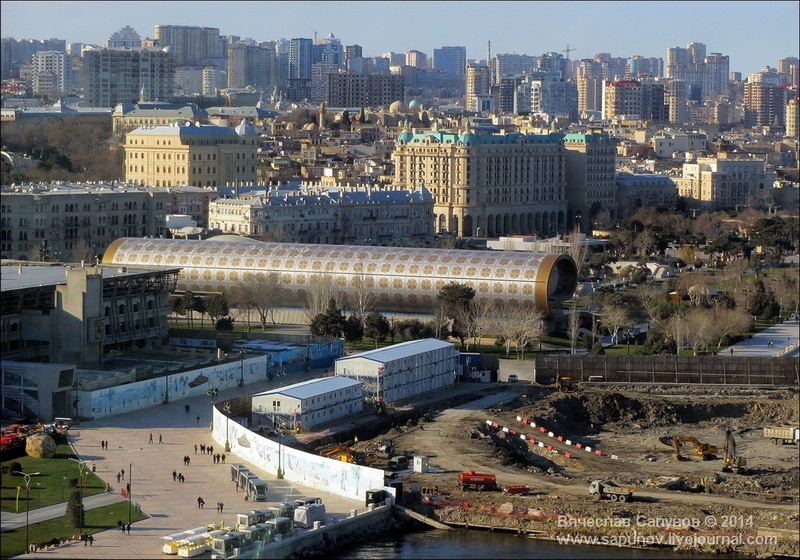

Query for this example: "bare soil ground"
[351,383,800,557]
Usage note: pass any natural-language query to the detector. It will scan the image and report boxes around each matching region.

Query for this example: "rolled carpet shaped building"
[103,237,577,317]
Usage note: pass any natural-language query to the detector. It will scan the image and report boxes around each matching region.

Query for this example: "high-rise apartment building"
[154,25,222,66]
[491,53,538,86]
[311,61,341,104]
[465,63,490,112]
[392,127,567,237]
[313,34,344,69]
[326,74,404,107]
[82,47,175,107]
[227,43,277,89]
[2,37,66,79]
[344,44,362,72]
[744,81,788,128]
[31,50,72,95]
[432,46,466,76]
[576,59,604,112]
[289,38,313,79]
[405,50,427,69]
[603,79,668,122]
[664,79,688,124]
[106,26,142,49]
[786,98,799,138]
[703,53,729,96]
[778,57,799,87]
[124,120,258,188]
[530,71,578,120]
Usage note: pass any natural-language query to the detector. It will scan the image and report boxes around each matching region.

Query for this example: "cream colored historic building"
[675,155,775,209]
[208,186,434,245]
[563,132,618,230]
[124,120,258,188]
[392,124,567,237]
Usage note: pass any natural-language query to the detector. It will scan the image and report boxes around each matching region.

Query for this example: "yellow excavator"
[721,429,747,474]
[672,436,718,461]
[319,446,377,465]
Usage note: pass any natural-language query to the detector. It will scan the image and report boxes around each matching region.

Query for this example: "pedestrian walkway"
[5,367,363,559]
[727,318,800,358]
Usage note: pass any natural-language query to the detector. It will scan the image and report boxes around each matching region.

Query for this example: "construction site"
[332,381,799,557]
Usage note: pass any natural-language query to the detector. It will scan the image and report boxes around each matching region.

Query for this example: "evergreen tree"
[65,488,84,529]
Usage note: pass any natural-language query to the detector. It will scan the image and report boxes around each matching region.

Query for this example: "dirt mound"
[518,390,797,439]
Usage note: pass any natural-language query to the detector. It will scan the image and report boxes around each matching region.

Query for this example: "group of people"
[99,440,109,450]
[116,520,131,534]
[182,455,192,466]
[171,470,186,483]
[212,453,226,464]
[115,468,125,483]
[148,433,163,444]
[198,443,215,455]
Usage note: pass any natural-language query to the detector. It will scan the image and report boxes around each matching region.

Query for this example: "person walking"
[172,470,177,482]
[197,415,200,426]
[120,468,125,480]
[197,496,205,509]
[178,473,184,483]
[200,444,205,454]
[126,523,131,535]
[194,444,198,454]
[221,453,226,464]
[117,472,121,484]
[149,432,153,444]
[235,479,239,492]
[88,534,94,546]
[119,520,125,533]
[159,434,163,444]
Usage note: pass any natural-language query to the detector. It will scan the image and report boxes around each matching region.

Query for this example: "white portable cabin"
[252,376,363,430]
[335,339,457,404]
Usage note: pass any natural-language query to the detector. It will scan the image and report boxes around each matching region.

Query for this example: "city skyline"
[2,1,798,77]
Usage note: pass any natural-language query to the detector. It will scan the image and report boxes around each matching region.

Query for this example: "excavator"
[671,436,718,461]
[721,429,748,474]
[319,446,376,466]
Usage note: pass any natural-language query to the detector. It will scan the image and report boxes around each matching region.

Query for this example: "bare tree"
[600,306,629,346]
[683,308,716,355]
[304,274,342,323]
[468,298,494,350]
[432,299,451,341]
[567,304,581,355]
[227,272,285,330]
[350,265,376,326]
[711,307,752,348]
[567,225,589,274]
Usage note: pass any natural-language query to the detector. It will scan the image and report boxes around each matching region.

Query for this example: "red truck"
[458,471,498,491]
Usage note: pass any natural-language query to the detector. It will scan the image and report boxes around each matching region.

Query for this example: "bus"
[245,477,268,501]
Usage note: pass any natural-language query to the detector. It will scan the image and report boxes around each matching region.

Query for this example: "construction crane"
[562,44,577,59]
[672,436,718,461]
[721,429,748,474]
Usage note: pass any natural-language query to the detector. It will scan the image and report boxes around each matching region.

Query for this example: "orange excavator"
[319,446,376,465]
[672,436,718,461]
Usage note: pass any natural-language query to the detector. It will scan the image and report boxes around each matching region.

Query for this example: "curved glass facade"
[103,238,577,317]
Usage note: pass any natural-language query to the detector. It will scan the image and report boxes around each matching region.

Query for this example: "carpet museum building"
[102,237,577,318]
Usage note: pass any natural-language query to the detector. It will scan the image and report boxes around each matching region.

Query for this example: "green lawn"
[1,444,108,513]
[0,501,147,558]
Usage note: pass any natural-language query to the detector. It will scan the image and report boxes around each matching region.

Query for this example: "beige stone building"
[675,155,775,209]
[392,124,567,237]
[208,185,434,245]
[112,102,208,135]
[563,132,618,229]
[124,120,258,188]
[0,182,217,261]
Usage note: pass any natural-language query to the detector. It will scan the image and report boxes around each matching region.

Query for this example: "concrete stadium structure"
[102,237,577,317]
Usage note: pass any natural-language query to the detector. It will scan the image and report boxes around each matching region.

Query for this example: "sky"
[2,1,798,76]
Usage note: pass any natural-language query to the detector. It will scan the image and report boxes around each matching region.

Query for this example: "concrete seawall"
[252,503,395,558]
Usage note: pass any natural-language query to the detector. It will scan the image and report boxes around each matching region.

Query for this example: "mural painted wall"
[211,405,385,501]
[76,341,343,419]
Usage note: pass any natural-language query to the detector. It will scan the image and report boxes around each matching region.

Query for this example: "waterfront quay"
[6,369,373,559]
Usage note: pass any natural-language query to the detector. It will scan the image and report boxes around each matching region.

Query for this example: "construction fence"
[533,355,800,386]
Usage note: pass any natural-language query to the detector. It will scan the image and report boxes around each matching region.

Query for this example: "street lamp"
[67,458,86,534]
[118,446,143,524]
[14,470,40,554]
